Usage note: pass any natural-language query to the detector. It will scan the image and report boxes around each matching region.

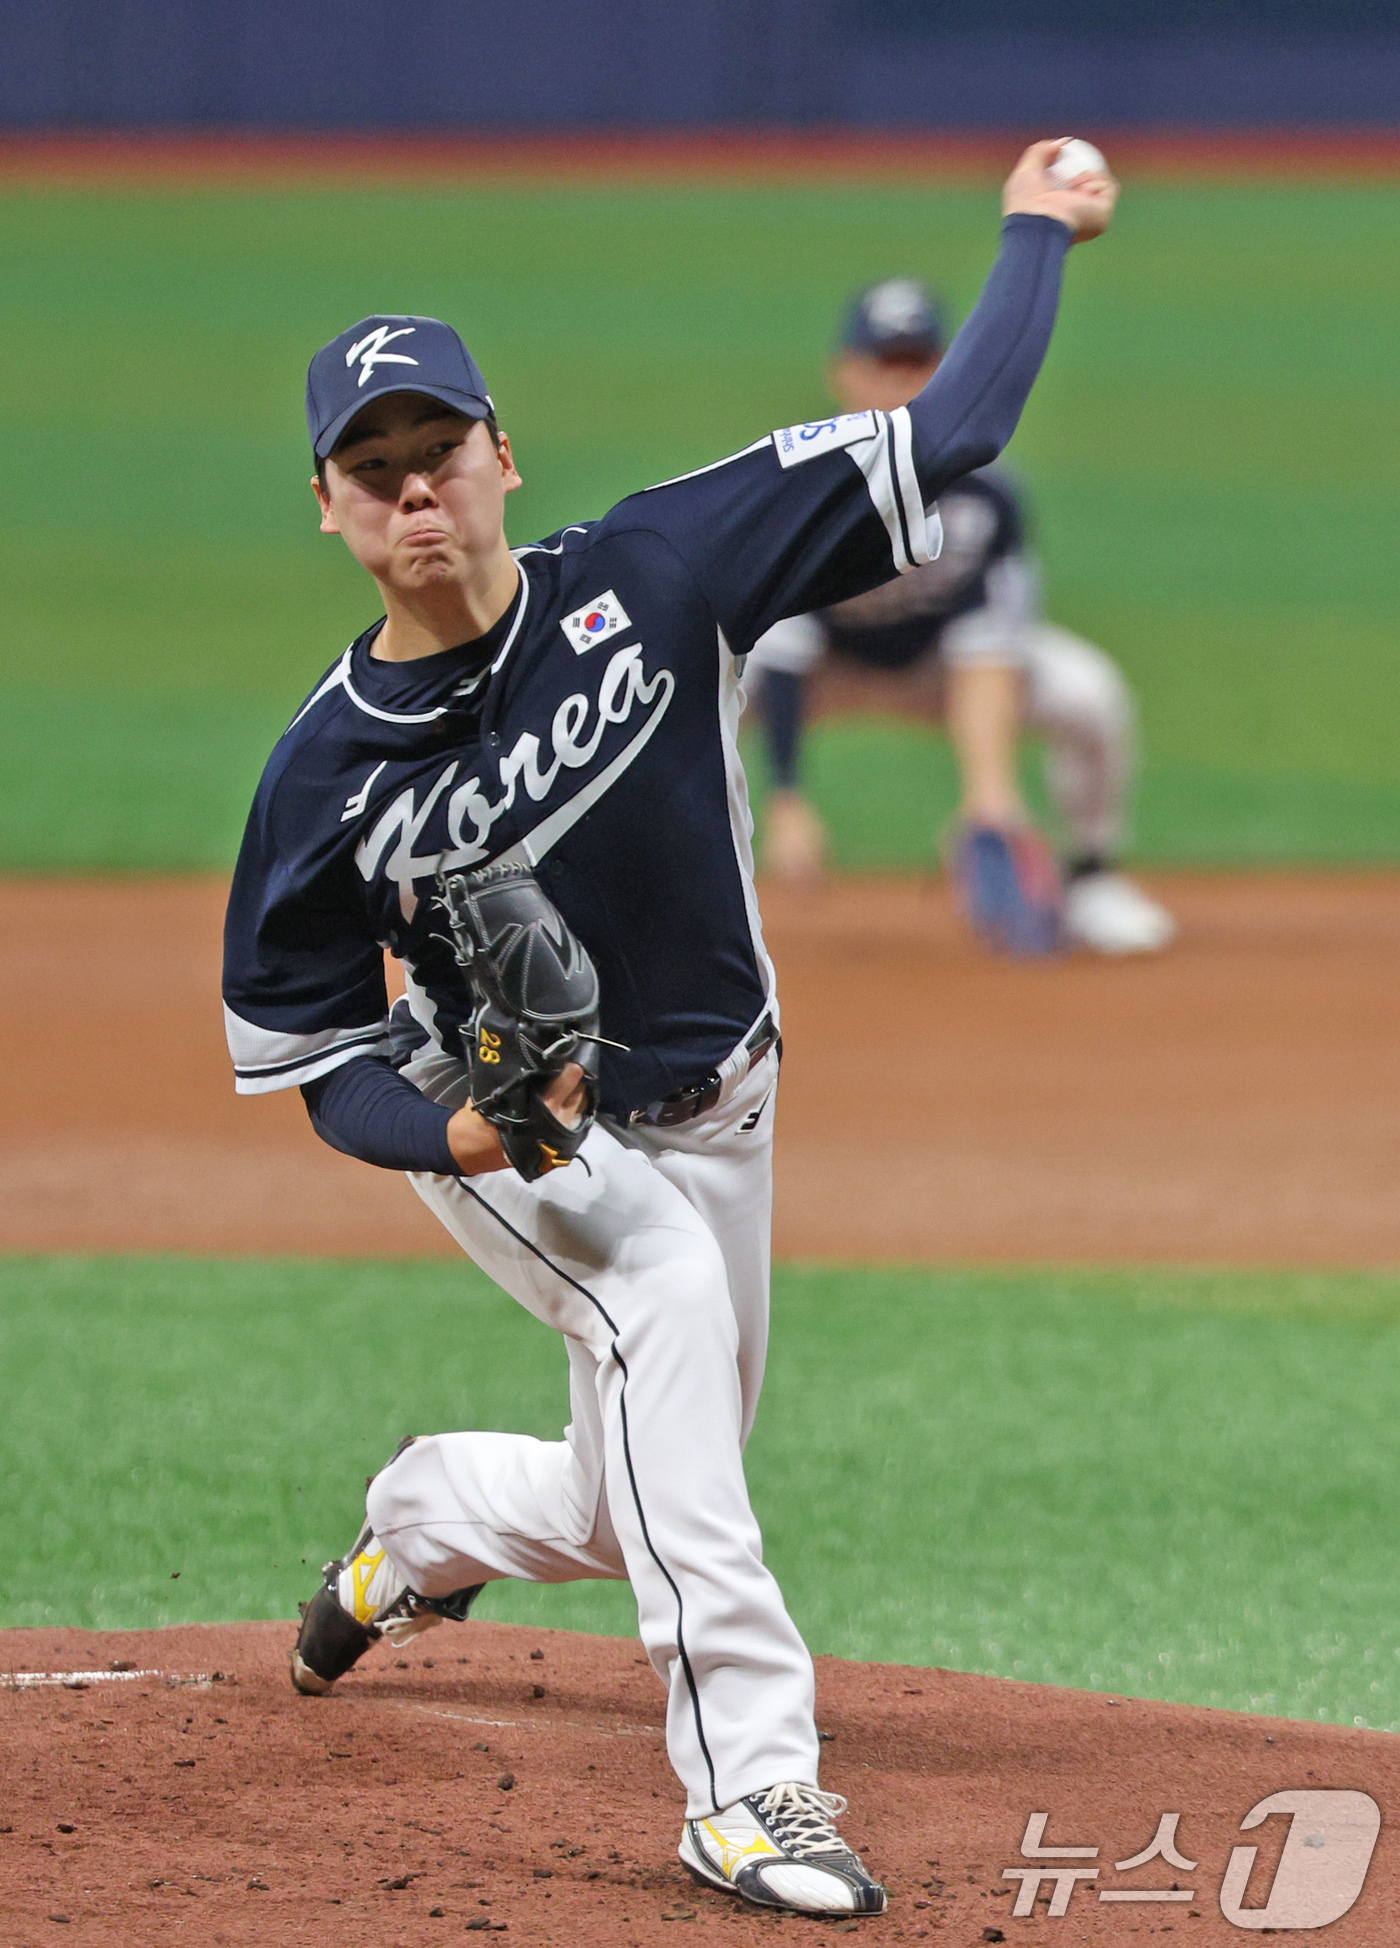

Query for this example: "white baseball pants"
[747,612,1139,860]
[366,1045,818,1818]
[1021,624,1138,862]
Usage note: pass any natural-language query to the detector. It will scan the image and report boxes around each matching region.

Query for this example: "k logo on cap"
[306,313,495,459]
[345,326,420,388]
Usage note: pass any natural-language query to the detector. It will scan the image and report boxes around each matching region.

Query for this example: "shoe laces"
[755,1782,851,1857]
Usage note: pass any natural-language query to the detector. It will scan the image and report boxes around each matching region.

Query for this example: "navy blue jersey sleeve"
[905,215,1069,491]
[610,213,1070,655]
[302,1058,456,1174]
[223,742,393,1095]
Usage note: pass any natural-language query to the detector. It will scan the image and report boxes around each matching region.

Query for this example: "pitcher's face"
[314,393,521,593]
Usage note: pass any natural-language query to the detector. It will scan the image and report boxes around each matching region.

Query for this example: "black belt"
[630,1013,780,1129]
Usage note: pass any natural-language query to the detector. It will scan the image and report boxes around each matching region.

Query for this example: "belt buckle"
[634,1074,720,1129]
[632,1015,776,1129]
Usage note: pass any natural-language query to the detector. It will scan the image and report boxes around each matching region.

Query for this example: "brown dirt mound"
[4,871,1400,1265]
[1,1618,1395,1946]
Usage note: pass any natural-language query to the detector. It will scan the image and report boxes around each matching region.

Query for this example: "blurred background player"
[746,277,1175,957]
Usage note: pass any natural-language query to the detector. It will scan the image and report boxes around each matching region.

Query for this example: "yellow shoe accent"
[349,1546,387,1625]
[700,1820,782,1879]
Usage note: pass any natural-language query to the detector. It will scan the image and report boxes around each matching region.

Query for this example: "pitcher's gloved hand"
[950,822,1064,957]
[435,860,607,1181]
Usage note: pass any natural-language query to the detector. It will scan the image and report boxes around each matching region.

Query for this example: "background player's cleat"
[679,1781,888,1916]
[950,821,1063,957]
[762,788,827,887]
[1063,869,1176,955]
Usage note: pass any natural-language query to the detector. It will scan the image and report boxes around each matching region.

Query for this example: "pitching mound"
[2,1619,1395,1946]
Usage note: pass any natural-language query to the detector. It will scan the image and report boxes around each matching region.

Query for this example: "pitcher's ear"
[496,430,524,494]
[313,472,340,534]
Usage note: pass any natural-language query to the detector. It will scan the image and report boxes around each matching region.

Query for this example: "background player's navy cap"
[306,314,495,459]
[838,278,946,360]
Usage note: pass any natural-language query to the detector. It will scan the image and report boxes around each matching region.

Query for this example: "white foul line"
[407,1702,661,1740]
[1,1670,217,1690]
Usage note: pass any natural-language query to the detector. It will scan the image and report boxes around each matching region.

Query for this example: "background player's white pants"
[1020,624,1137,861]
[745,614,1138,860]
[367,1048,816,1818]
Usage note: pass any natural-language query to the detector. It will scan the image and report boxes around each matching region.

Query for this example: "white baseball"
[1046,137,1108,186]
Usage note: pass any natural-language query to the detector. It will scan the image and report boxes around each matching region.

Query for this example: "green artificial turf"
[2,180,1400,869]
[6,1254,1400,1730]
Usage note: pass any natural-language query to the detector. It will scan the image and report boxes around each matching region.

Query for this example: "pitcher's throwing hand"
[1003,137,1119,243]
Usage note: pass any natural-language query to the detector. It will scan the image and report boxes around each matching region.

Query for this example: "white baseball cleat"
[679,1781,888,1915]
[1063,870,1177,956]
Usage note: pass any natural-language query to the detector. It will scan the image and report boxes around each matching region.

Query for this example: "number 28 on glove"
[435,861,614,1182]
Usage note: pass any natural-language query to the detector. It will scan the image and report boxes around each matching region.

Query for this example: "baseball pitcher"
[221,142,1117,1919]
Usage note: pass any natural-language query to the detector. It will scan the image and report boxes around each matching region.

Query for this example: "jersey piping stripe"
[232,1025,389,1081]
[714,625,779,1029]
[514,526,589,559]
[889,406,937,567]
[287,655,354,732]
[450,1172,721,1813]
[883,416,916,569]
[641,436,770,495]
[296,575,532,730]
[340,651,457,725]
[846,413,913,575]
[488,557,531,674]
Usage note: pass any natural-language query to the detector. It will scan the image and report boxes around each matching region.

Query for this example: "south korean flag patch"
[560,589,633,655]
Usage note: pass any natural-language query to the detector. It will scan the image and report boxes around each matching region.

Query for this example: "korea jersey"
[223,215,1071,1119]
[222,412,938,1118]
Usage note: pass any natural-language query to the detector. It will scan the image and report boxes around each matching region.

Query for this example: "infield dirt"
[4,869,1399,1264]
[2,1617,1396,1946]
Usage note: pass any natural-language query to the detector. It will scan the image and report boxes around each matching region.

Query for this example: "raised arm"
[615,140,1118,651]
[907,140,1119,496]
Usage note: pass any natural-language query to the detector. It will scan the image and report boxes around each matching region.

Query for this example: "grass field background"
[7,1253,1400,1732]
[3,178,1400,869]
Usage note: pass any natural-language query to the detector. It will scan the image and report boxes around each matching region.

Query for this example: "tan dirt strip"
[4,129,1400,189]
[4,870,1400,1266]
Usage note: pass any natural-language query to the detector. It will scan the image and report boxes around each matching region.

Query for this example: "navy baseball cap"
[306,314,495,459]
[838,278,946,359]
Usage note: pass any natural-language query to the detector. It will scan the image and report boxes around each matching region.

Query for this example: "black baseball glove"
[434,860,604,1182]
